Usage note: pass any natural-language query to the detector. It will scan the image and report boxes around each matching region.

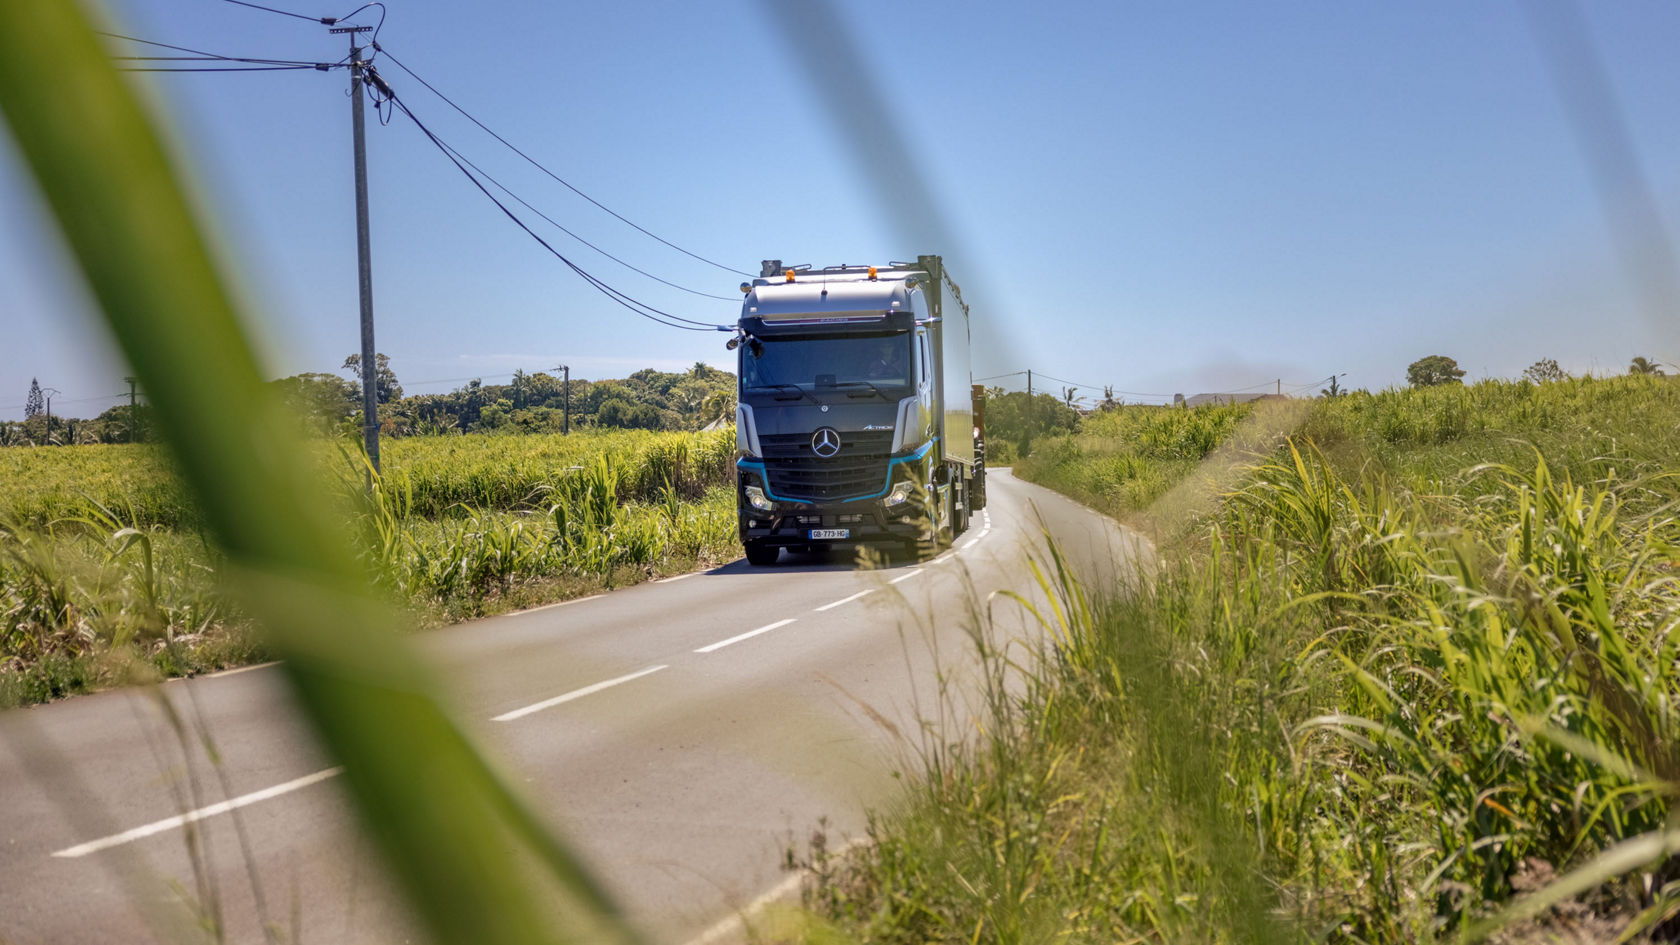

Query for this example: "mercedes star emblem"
[811,427,842,458]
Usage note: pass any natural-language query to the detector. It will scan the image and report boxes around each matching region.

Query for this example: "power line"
[336,3,387,49]
[97,31,332,66]
[1030,371,1176,399]
[374,45,752,278]
[422,123,737,301]
[1,393,128,412]
[119,65,327,73]
[220,0,335,24]
[386,90,728,333]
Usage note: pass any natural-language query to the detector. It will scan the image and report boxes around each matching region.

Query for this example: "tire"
[953,478,971,536]
[743,541,778,566]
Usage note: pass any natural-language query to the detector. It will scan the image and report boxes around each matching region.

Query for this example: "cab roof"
[741,264,925,321]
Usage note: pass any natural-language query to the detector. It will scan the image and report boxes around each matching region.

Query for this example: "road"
[0,470,1143,944]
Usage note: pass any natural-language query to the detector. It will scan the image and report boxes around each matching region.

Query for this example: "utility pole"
[556,364,570,434]
[1024,369,1033,457]
[335,23,380,475]
[42,387,59,441]
[123,375,138,443]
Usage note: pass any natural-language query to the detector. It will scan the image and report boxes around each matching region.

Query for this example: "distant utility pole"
[42,387,60,439]
[334,23,380,475]
[556,364,570,434]
[1024,369,1033,457]
[123,375,138,443]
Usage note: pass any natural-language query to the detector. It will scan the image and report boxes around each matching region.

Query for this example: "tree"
[1407,355,1465,388]
[1320,375,1346,398]
[341,352,403,403]
[24,378,42,418]
[1522,358,1567,384]
[595,397,661,430]
[273,372,358,433]
[1629,356,1667,377]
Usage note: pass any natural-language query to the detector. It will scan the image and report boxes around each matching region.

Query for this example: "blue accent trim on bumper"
[738,438,936,504]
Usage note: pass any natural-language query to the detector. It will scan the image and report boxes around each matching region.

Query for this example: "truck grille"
[760,430,894,502]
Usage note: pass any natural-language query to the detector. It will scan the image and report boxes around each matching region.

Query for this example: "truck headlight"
[744,485,774,511]
[884,480,915,507]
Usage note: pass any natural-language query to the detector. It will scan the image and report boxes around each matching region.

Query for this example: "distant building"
[1177,392,1288,408]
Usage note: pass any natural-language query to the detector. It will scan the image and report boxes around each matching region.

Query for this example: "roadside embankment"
[0,428,739,705]
[802,376,1680,943]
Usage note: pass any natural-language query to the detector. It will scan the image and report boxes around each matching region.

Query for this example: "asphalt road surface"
[0,469,1144,944]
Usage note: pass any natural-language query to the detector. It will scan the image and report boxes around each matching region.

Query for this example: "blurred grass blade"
[0,2,639,943]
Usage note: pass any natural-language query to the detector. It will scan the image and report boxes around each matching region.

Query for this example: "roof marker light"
[867,266,878,280]
[785,269,796,283]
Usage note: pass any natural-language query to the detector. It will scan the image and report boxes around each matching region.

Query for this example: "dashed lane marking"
[813,590,873,612]
[695,619,797,654]
[492,664,669,722]
[52,767,345,859]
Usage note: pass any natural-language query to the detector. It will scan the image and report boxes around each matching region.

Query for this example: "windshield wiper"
[748,383,821,405]
[833,380,888,399]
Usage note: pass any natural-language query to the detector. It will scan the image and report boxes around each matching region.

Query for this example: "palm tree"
[1629,356,1666,376]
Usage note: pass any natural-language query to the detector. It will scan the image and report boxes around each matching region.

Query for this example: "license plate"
[808,528,850,540]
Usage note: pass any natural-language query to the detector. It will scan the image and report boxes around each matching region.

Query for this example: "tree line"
[2,359,737,446]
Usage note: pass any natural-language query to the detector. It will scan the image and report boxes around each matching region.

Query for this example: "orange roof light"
[785,269,796,283]
[867,266,878,280]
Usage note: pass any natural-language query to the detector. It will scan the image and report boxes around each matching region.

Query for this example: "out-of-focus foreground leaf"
[0,3,638,943]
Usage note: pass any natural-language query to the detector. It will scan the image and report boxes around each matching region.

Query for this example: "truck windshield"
[742,333,913,393]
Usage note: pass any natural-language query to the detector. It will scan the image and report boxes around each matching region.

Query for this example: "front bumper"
[736,449,933,548]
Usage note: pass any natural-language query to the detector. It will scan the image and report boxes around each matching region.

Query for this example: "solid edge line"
[492,664,668,722]
[504,593,604,617]
[695,618,796,654]
[657,572,701,584]
[52,767,345,859]
[680,837,868,945]
[888,568,922,585]
[813,590,872,612]
[175,660,280,681]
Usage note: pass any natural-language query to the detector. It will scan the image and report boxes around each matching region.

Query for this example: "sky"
[4,0,1679,420]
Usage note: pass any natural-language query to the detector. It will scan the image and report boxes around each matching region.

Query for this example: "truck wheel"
[937,486,955,547]
[743,542,779,566]
[953,481,970,536]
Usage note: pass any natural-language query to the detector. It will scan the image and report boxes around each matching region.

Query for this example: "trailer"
[731,254,983,565]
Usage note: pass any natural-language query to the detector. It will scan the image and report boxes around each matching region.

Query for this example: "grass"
[802,376,1680,943]
[1014,400,1255,518]
[0,427,740,706]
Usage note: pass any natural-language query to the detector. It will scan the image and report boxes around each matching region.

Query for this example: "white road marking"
[695,619,796,654]
[174,661,280,681]
[492,665,669,722]
[813,590,872,612]
[657,572,700,584]
[52,767,344,859]
[888,569,922,585]
[680,836,868,945]
[507,594,603,616]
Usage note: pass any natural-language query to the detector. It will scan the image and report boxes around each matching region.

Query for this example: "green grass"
[1014,401,1254,517]
[0,427,736,528]
[804,376,1680,943]
[0,427,740,706]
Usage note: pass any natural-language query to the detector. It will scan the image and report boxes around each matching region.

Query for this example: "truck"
[731,254,984,565]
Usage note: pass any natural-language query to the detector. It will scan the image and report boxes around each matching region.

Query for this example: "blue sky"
[4,0,1679,419]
